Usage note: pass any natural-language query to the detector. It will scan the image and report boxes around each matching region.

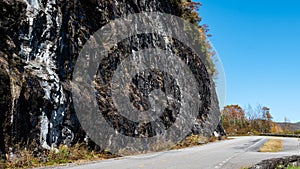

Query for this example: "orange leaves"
[222,105,246,121]
[181,1,202,11]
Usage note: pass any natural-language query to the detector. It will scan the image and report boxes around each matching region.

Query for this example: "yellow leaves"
[180,1,202,24]
[270,122,283,134]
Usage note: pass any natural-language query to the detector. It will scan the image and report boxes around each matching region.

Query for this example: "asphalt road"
[52,136,300,169]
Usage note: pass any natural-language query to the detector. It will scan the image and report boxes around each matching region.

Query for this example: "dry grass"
[172,135,225,150]
[259,139,283,152]
[240,167,250,169]
[172,134,207,149]
[4,144,118,169]
[3,135,225,168]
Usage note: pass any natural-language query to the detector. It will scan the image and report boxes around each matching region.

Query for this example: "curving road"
[51,136,300,169]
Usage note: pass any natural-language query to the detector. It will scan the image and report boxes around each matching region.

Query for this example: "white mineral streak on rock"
[28,0,40,10]
[40,111,51,150]
[21,0,39,61]
[10,76,22,126]
[21,0,66,149]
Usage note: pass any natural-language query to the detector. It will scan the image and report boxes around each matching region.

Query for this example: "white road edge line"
[213,137,267,169]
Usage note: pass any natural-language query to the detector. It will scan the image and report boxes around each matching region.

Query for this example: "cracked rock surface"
[0,0,224,156]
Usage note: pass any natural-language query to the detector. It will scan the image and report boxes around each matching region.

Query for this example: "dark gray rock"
[249,156,300,169]
[0,0,224,156]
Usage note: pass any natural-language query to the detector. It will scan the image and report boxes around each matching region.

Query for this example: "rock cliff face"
[0,0,224,156]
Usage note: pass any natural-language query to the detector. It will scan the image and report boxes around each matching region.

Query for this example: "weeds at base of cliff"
[172,135,226,150]
[4,144,119,169]
[240,167,250,169]
[285,166,300,169]
[0,159,5,169]
[117,135,226,156]
[3,135,226,168]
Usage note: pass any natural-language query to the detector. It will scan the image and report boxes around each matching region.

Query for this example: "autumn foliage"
[222,105,283,135]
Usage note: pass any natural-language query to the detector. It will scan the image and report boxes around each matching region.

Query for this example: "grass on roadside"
[259,139,283,152]
[4,144,118,169]
[172,134,225,149]
[3,135,226,168]
[240,166,250,169]
[286,166,300,169]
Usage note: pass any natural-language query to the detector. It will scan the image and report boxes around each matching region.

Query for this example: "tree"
[262,106,272,133]
[270,123,283,134]
[222,105,247,134]
[181,1,202,24]
[222,104,276,135]
[244,104,264,133]
[283,117,291,132]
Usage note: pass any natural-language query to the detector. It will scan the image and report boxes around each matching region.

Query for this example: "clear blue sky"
[195,0,300,122]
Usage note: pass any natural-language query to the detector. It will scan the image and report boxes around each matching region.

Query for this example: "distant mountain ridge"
[276,122,300,131]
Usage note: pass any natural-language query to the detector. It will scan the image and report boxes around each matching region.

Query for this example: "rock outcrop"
[0,0,224,157]
[249,156,300,169]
